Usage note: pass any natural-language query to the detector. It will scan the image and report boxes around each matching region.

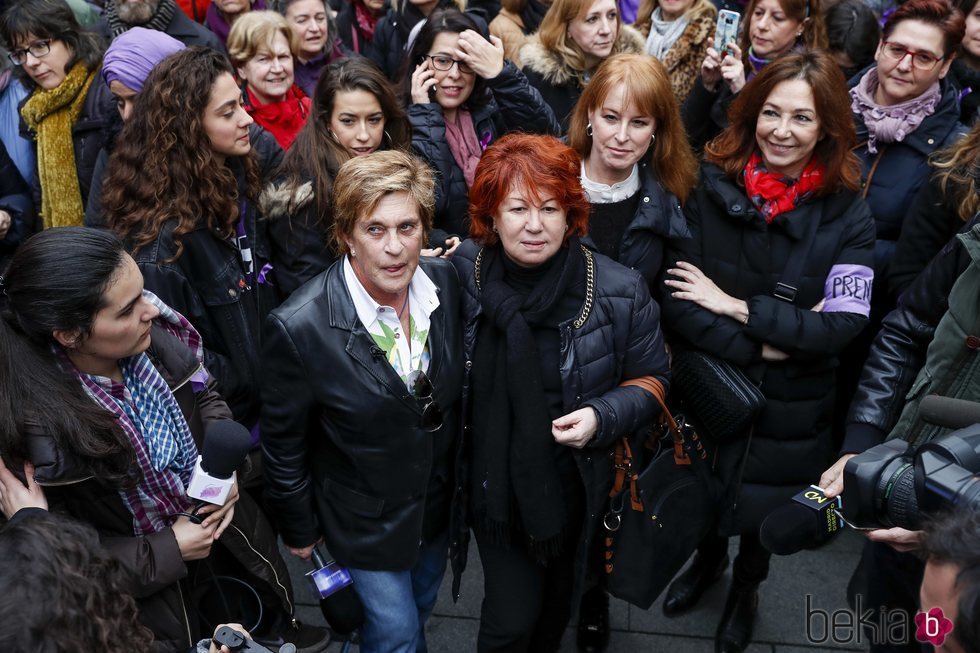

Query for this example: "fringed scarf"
[21,63,97,229]
[743,150,824,222]
[470,240,584,558]
[850,67,941,154]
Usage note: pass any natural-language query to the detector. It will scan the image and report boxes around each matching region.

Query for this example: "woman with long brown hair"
[659,51,874,653]
[102,46,275,430]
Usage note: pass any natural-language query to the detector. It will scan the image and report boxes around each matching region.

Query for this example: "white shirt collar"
[581,162,641,204]
[343,256,440,332]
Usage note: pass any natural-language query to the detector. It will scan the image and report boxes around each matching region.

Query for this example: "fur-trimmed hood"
[518,24,645,87]
[258,180,314,220]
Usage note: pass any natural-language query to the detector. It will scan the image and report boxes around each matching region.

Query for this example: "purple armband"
[190,367,210,393]
[823,264,873,316]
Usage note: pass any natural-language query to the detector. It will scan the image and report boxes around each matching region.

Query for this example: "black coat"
[95,10,225,52]
[260,257,464,571]
[682,77,736,153]
[366,0,462,80]
[582,160,691,290]
[659,163,876,535]
[23,327,292,651]
[0,138,33,265]
[409,60,560,246]
[452,239,669,601]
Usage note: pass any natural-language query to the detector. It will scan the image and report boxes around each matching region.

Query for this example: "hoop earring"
[383,129,393,147]
[587,122,593,137]
[651,133,656,143]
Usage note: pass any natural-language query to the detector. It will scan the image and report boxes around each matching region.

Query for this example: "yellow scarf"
[21,63,97,229]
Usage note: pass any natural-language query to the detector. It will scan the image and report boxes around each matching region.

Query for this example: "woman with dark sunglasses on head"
[260,149,465,653]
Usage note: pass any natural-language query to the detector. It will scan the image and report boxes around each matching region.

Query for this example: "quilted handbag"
[603,377,721,609]
[670,349,765,443]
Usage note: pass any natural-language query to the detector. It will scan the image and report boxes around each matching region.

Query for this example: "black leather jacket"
[260,257,464,571]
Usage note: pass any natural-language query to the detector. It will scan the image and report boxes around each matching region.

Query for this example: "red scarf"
[352,2,381,53]
[244,85,311,150]
[742,151,825,222]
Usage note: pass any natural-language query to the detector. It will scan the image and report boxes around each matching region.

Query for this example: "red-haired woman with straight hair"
[452,132,669,652]
[659,51,875,653]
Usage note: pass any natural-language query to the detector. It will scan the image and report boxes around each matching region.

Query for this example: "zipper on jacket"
[37,475,95,487]
[229,523,294,615]
[172,362,204,393]
[177,580,193,649]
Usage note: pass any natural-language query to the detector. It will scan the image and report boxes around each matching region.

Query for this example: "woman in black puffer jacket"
[452,133,668,652]
[659,52,875,653]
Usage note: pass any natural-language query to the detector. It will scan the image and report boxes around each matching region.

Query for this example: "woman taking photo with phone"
[261,56,411,296]
[659,51,874,653]
[406,8,560,255]
[683,0,827,151]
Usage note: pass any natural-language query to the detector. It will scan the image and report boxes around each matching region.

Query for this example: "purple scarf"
[850,67,941,154]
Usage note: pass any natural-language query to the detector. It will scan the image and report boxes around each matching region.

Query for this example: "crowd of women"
[0,0,979,651]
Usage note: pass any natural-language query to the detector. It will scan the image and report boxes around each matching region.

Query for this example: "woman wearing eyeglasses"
[260,150,465,653]
[0,0,113,231]
[406,8,560,256]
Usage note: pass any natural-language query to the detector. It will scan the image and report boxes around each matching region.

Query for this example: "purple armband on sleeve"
[823,264,873,316]
[190,367,210,393]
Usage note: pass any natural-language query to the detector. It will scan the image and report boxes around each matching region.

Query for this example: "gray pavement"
[282,527,870,652]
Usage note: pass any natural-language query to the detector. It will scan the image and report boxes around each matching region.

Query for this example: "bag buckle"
[773,282,797,303]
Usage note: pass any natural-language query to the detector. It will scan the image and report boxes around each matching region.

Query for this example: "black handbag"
[670,349,765,443]
[603,377,721,609]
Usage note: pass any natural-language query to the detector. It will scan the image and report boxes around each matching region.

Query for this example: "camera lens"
[880,460,920,529]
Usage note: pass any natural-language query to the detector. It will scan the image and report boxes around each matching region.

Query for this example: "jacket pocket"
[324,478,385,518]
[905,368,933,402]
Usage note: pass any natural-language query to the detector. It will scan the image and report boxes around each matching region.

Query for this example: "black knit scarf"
[470,239,583,557]
[106,0,178,38]
[519,0,548,35]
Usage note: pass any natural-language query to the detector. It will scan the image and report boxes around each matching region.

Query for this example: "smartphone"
[714,9,740,56]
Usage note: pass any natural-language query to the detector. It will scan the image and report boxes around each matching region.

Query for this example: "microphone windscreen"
[320,585,365,636]
[760,503,828,556]
[201,421,252,478]
[919,395,980,431]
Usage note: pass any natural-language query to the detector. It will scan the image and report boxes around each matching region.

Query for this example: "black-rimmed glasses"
[880,41,945,71]
[408,369,443,432]
[426,54,474,74]
[8,39,51,66]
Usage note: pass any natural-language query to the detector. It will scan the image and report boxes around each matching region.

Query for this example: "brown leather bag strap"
[609,438,643,511]
[619,376,690,465]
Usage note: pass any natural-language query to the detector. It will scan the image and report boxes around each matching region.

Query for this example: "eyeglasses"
[7,39,52,66]
[880,41,945,71]
[408,369,443,432]
[426,54,474,75]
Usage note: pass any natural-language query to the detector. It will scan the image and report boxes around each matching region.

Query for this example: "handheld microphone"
[187,421,252,507]
[759,485,844,555]
[306,548,364,637]
[919,395,980,431]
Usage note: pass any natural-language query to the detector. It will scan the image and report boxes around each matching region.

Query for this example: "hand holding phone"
[410,58,437,105]
[714,10,740,56]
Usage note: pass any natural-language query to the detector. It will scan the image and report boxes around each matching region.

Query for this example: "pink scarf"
[850,67,941,154]
[445,109,482,188]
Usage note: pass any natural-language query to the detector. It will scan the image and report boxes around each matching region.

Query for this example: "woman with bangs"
[568,53,697,290]
[519,0,646,129]
[103,47,275,432]
[260,56,411,296]
[228,11,311,150]
[452,132,669,652]
[659,51,874,653]
[683,0,827,151]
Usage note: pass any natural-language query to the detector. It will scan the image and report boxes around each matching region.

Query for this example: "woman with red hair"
[659,50,875,653]
[451,132,669,652]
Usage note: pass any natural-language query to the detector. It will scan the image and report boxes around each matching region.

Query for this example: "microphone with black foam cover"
[186,420,252,507]
[306,548,364,637]
[919,395,980,431]
[760,485,844,555]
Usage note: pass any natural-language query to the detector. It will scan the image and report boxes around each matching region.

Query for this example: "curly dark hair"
[0,511,154,651]
[102,47,260,260]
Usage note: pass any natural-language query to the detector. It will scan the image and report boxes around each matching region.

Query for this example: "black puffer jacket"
[452,239,669,601]
[659,163,876,535]
[20,74,114,231]
[366,0,462,80]
[844,216,980,455]
[409,60,560,246]
[682,77,736,153]
[0,139,33,266]
[582,160,691,290]
[23,326,293,652]
[260,257,464,571]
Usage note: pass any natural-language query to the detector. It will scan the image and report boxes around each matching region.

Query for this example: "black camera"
[840,422,980,530]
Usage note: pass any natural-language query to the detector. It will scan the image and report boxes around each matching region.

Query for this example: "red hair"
[468,133,591,246]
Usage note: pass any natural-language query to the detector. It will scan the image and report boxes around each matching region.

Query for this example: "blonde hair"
[933,122,980,222]
[568,53,697,203]
[633,0,714,36]
[331,150,436,255]
[227,10,300,67]
[537,0,622,76]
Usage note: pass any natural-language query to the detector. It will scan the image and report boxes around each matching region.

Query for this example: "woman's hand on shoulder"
[719,43,746,94]
[0,458,48,519]
[664,261,748,321]
[552,407,599,449]
[456,30,505,80]
[411,58,438,105]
